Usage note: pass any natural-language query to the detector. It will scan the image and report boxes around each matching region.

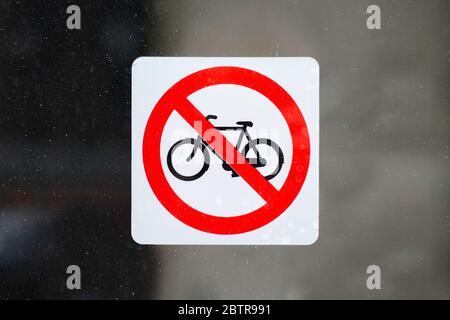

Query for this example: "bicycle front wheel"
[166,138,210,181]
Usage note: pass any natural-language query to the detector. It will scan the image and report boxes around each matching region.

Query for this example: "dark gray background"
[0,0,448,299]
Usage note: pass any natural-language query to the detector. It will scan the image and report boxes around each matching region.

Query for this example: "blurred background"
[0,0,448,299]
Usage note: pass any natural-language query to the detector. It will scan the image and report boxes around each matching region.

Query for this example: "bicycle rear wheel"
[242,138,284,180]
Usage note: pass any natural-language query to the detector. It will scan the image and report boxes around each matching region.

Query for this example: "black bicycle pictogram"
[167,115,284,181]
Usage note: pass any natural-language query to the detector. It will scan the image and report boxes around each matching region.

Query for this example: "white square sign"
[132,57,319,245]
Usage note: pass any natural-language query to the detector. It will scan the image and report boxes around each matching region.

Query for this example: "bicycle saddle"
[236,121,253,127]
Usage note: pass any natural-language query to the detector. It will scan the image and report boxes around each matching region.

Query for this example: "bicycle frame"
[212,125,251,153]
[189,125,261,163]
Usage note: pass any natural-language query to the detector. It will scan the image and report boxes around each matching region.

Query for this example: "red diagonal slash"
[174,97,279,203]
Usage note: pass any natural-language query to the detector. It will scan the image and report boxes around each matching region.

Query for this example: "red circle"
[142,66,310,234]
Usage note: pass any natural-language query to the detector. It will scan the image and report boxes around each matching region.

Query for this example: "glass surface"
[0,0,448,299]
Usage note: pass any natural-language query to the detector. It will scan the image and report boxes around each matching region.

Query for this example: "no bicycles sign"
[132,57,319,245]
